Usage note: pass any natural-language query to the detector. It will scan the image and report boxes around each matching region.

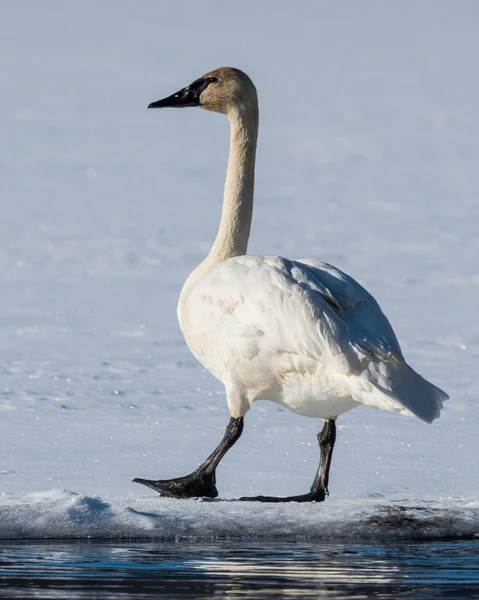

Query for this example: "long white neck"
[180,103,259,305]
[207,105,258,265]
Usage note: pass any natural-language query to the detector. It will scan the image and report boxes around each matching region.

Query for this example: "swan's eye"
[208,77,218,84]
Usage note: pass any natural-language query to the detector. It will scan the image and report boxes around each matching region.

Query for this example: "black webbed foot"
[133,417,244,499]
[239,420,336,503]
[133,469,218,499]
[239,488,326,503]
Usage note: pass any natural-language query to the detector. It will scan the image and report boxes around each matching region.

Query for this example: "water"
[1,540,478,599]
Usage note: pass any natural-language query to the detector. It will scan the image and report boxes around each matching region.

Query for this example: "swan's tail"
[352,361,448,424]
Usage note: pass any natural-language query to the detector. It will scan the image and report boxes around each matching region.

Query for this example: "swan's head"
[148,67,257,116]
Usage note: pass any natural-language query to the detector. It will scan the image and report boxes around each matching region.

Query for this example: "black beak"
[148,86,200,109]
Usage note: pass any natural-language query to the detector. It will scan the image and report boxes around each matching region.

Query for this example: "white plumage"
[179,255,447,423]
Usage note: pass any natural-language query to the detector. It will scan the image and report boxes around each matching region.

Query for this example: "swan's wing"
[188,255,370,375]
[284,259,447,421]
[296,258,404,364]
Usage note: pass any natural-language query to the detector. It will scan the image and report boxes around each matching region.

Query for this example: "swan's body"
[134,67,448,502]
[179,254,445,422]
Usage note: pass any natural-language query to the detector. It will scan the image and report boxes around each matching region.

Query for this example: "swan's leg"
[133,417,244,499]
[240,419,336,503]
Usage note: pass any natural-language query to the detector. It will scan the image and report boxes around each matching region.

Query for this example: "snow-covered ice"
[0,1,478,539]
[1,490,478,541]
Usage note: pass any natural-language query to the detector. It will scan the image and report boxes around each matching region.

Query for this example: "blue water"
[0,540,478,598]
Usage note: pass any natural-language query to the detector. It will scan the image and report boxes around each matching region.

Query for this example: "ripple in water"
[0,540,478,598]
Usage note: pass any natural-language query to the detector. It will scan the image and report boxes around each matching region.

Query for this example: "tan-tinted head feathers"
[148,67,257,117]
[198,67,257,115]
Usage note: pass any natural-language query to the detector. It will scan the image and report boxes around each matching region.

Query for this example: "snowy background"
[0,0,478,538]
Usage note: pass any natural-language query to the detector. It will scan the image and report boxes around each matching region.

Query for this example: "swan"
[133,67,448,502]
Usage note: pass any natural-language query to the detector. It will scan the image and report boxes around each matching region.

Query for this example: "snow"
[0,1,478,540]
[1,490,477,541]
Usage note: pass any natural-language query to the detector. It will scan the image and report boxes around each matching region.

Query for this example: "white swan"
[134,67,448,502]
